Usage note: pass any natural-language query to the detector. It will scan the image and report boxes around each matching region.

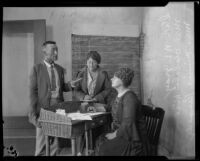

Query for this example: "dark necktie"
[51,65,56,91]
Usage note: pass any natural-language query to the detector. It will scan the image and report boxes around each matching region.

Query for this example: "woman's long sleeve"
[116,93,138,140]
[93,71,111,103]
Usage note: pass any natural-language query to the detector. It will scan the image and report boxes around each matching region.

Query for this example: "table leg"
[45,136,50,156]
[71,138,76,156]
[85,130,89,156]
[89,130,93,150]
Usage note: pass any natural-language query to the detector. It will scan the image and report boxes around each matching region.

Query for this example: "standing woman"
[74,51,111,155]
[97,67,151,156]
[74,50,111,105]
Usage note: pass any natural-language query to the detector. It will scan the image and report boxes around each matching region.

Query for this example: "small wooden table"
[42,112,111,156]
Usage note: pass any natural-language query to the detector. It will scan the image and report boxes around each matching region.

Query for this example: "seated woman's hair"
[114,67,134,87]
[42,41,56,46]
[86,51,101,64]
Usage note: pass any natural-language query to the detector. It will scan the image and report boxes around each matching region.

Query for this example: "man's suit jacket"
[28,62,71,127]
[74,67,111,104]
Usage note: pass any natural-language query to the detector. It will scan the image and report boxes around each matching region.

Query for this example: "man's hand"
[70,81,76,88]
[70,78,83,87]
[35,117,42,128]
[105,131,117,140]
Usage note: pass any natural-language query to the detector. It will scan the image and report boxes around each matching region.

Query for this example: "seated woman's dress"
[96,90,151,156]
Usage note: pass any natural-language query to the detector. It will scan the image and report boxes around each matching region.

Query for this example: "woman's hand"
[84,95,93,100]
[87,106,96,112]
[91,97,97,101]
[105,131,117,140]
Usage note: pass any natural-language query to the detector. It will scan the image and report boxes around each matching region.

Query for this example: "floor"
[3,138,88,156]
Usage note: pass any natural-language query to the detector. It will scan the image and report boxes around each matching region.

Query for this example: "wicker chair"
[141,105,165,156]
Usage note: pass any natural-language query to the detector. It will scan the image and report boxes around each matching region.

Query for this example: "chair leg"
[85,130,88,156]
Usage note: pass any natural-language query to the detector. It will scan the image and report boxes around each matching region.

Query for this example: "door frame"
[3,19,46,64]
[3,20,46,155]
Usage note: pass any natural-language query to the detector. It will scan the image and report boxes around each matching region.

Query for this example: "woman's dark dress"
[97,90,151,156]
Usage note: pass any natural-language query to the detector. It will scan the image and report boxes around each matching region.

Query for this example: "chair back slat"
[148,118,156,142]
[141,105,165,155]
[152,119,159,141]
[147,117,153,137]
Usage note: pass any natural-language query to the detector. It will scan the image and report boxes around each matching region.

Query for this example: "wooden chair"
[141,105,165,155]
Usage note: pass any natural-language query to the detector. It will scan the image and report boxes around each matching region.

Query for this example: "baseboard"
[3,116,35,129]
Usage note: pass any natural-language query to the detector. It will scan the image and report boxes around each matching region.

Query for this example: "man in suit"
[28,41,74,156]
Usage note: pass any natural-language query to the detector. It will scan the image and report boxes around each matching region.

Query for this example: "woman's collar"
[117,89,130,98]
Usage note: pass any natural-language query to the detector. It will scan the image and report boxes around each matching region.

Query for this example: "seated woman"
[96,67,151,156]
[73,50,112,155]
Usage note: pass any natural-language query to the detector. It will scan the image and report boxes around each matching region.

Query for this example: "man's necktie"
[51,65,56,91]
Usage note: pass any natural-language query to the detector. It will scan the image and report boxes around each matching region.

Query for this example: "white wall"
[142,2,195,158]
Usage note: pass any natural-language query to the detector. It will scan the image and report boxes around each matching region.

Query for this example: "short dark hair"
[114,67,134,87]
[86,51,101,64]
[42,41,56,46]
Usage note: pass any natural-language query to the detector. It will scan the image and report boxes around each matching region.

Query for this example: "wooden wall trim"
[3,116,35,129]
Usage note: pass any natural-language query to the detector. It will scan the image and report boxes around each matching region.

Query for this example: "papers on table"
[67,112,105,120]
[86,112,105,116]
[67,113,92,120]
[55,108,105,120]
[81,100,93,102]
[56,109,66,116]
